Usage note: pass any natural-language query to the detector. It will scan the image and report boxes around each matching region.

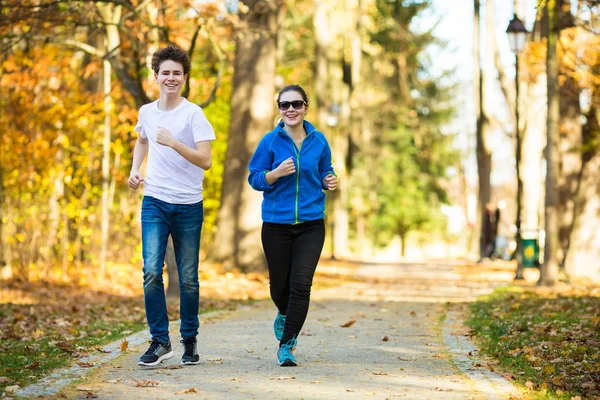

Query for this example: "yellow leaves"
[174,388,199,395]
[543,365,556,375]
[120,338,129,352]
[32,329,44,339]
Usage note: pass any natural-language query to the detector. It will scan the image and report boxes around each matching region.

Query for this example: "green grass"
[466,286,600,399]
[0,320,146,392]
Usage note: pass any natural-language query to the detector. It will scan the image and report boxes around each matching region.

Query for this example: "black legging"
[261,219,325,346]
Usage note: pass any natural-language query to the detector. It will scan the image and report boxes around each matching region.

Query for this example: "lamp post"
[506,14,528,279]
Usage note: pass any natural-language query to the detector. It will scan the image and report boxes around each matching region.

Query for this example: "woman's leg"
[280,220,325,345]
[262,222,294,315]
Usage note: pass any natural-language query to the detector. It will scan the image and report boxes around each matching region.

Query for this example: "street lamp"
[506,14,528,279]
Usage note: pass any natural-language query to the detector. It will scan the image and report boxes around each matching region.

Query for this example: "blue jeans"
[141,196,203,343]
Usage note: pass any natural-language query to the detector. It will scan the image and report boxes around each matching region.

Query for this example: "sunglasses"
[278,100,307,111]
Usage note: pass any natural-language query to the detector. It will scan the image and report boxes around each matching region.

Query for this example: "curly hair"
[151,46,191,76]
[277,84,310,105]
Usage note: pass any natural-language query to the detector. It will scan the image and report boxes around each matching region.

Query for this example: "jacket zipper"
[290,135,308,224]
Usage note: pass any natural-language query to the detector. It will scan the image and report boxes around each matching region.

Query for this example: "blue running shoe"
[277,338,298,367]
[273,311,286,341]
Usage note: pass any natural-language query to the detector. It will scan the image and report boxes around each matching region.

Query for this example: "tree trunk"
[558,74,582,272]
[539,0,560,286]
[556,0,582,275]
[473,0,492,258]
[214,0,280,271]
[97,3,121,278]
[564,102,600,281]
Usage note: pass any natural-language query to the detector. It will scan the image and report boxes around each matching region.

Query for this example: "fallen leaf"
[0,377,13,383]
[300,329,314,336]
[77,361,96,368]
[106,379,121,383]
[410,311,417,317]
[120,338,129,352]
[269,376,295,380]
[166,365,183,370]
[207,358,222,362]
[95,346,111,353]
[76,387,94,392]
[340,319,356,328]
[26,362,40,369]
[525,381,535,390]
[501,372,515,380]
[5,385,20,393]
[381,335,389,342]
[311,381,322,384]
[435,387,452,391]
[397,357,414,361]
[32,329,44,339]
[372,372,388,376]
[174,388,198,394]
[85,392,97,399]
[346,389,356,392]
[56,341,75,353]
[131,379,159,387]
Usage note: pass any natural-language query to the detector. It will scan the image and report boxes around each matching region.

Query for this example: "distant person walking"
[248,84,338,366]
[128,46,215,367]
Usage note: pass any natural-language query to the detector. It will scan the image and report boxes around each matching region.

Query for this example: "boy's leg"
[261,222,294,314]
[280,220,325,345]
[171,201,203,340]
[141,197,172,343]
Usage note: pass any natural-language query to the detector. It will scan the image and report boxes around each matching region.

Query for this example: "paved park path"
[18,261,525,399]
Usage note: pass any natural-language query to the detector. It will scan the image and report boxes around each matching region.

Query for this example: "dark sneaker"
[181,336,200,365]
[273,311,286,341]
[277,338,297,367]
[138,338,173,366]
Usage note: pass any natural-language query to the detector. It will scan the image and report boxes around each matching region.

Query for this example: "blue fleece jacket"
[248,120,336,224]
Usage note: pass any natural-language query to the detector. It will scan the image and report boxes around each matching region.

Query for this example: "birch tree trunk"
[97,3,122,278]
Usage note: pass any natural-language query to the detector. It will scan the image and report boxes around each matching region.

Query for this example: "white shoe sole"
[138,350,174,367]
[181,359,201,365]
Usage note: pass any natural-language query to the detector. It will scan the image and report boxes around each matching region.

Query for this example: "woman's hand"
[273,157,296,178]
[323,174,338,190]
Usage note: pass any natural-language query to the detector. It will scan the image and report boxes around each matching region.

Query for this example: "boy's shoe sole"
[137,350,174,367]
[181,359,201,365]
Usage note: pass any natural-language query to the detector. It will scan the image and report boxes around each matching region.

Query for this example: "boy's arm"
[155,127,212,170]
[173,139,212,170]
[128,136,149,190]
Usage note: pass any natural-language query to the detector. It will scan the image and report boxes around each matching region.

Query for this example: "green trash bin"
[521,237,539,268]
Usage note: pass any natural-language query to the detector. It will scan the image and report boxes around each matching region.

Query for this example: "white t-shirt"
[134,98,216,204]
